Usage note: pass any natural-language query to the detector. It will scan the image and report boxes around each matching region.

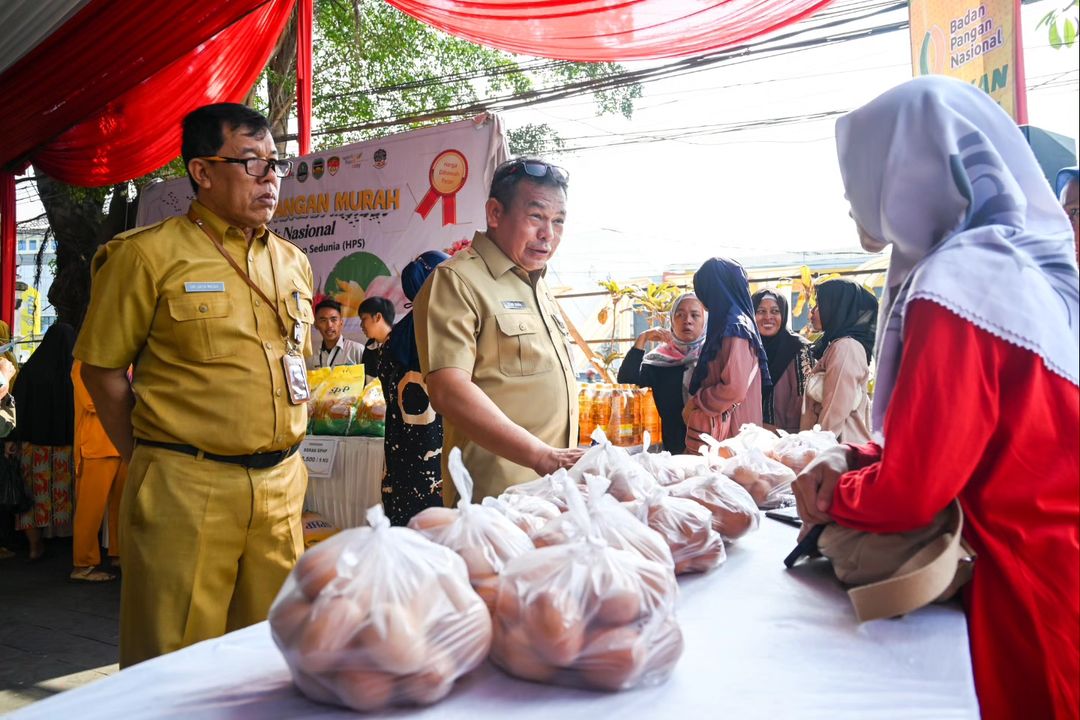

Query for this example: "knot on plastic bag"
[366,503,391,531]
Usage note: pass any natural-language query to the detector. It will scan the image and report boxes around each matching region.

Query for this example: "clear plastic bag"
[716,423,781,458]
[501,468,583,511]
[531,475,674,570]
[482,493,562,538]
[666,472,760,541]
[491,481,683,691]
[631,432,686,487]
[269,505,492,711]
[626,487,726,575]
[720,447,797,509]
[408,448,534,610]
[767,425,840,473]
[569,428,659,501]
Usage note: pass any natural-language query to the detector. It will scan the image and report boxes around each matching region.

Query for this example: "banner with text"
[909,0,1024,121]
[137,115,509,342]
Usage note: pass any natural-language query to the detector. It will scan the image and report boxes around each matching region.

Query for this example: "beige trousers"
[118,445,306,668]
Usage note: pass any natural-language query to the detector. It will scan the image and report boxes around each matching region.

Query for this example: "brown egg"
[526,593,585,667]
[291,667,340,706]
[438,571,480,614]
[297,596,364,673]
[356,604,428,675]
[596,590,642,627]
[494,584,522,624]
[474,580,498,613]
[458,545,497,578]
[334,668,398,712]
[399,652,456,705]
[493,624,558,683]
[294,547,340,601]
[268,596,313,648]
[407,506,459,535]
[716,506,755,540]
[640,618,685,682]
[577,625,645,691]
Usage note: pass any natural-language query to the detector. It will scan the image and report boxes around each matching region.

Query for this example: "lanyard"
[321,344,340,367]
[188,209,290,341]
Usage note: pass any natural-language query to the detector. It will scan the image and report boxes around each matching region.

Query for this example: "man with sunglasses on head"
[74,103,314,668]
[414,157,584,504]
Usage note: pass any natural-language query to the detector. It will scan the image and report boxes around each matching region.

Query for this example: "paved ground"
[0,537,120,713]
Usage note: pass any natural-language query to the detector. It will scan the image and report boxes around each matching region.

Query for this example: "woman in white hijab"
[792,76,1079,720]
[617,292,706,453]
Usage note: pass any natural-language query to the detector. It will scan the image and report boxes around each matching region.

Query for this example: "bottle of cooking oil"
[578,383,594,446]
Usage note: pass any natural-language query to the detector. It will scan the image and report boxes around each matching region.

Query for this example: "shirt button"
[264,341,272,350]
[254,299,261,307]
[276,436,283,444]
[275,389,282,397]
[198,304,208,313]
[518,322,527,331]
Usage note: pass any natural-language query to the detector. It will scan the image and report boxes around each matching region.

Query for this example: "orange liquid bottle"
[578,383,594,446]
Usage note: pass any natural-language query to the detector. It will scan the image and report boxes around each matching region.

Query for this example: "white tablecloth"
[9,520,980,720]
[303,435,384,529]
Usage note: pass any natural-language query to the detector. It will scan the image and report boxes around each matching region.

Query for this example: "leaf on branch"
[597,307,610,325]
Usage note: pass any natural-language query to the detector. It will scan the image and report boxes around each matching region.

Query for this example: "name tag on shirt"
[501,300,526,310]
[184,282,226,293]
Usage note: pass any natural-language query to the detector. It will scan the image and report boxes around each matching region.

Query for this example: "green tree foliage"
[1037,1,1079,49]
[251,0,640,152]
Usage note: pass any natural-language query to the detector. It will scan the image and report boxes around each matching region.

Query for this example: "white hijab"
[835,76,1079,432]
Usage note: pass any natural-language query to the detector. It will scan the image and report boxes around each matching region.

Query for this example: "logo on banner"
[313,158,325,180]
[344,153,363,168]
[918,25,947,75]
[328,157,340,176]
[374,149,387,169]
[415,149,468,226]
[297,162,309,183]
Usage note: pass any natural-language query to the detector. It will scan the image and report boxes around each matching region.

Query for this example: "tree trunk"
[33,172,138,331]
[265,8,298,154]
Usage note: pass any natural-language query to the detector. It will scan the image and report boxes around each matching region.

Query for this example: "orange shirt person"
[71,359,126,581]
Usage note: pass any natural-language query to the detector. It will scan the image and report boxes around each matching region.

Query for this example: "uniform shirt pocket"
[167,295,233,361]
[495,313,553,376]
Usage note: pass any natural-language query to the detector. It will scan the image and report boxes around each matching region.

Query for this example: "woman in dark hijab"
[800,278,877,442]
[379,251,450,525]
[683,258,770,454]
[10,323,76,559]
[753,289,812,434]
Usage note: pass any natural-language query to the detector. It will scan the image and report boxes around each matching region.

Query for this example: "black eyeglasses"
[199,156,293,178]
[493,158,569,185]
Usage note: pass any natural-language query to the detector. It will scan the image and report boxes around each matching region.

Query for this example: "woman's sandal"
[70,566,116,583]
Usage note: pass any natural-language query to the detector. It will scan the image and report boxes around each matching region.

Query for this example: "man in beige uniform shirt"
[75,104,314,668]
[414,157,583,502]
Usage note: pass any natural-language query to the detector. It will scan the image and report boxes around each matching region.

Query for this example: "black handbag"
[0,455,32,514]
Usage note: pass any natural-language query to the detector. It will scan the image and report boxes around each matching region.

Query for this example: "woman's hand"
[633,327,675,350]
[792,444,851,528]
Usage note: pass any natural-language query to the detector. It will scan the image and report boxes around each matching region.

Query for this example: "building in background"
[12,223,56,363]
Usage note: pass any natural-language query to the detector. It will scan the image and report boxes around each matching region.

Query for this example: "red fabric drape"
[0,0,295,186]
[0,173,15,328]
[297,0,314,156]
[383,0,835,61]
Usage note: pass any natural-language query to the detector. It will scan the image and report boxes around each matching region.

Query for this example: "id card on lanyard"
[189,210,310,405]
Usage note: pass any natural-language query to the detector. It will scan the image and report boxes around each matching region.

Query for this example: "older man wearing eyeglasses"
[413,157,584,504]
[74,103,314,668]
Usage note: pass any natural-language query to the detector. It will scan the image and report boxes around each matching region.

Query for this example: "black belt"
[136,439,301,470]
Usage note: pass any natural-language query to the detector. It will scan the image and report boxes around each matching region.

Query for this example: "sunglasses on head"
[493,158,569,185]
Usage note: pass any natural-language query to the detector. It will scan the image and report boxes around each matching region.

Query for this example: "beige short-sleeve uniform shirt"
[413,231,579,500]
[74,201,314,455]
